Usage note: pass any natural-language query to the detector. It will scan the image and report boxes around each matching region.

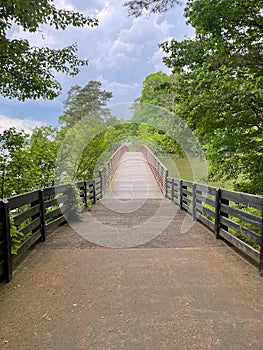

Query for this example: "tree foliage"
[59,81,113,127]
[0,0,98,100]
[124,0,180,16]
[0,126,59,198]
[126,0,263,194]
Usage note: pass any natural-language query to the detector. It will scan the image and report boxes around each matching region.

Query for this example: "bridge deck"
[105,151,163,199]
[1,195,263,349]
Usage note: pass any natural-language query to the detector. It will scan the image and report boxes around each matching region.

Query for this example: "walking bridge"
[0,145,263,349]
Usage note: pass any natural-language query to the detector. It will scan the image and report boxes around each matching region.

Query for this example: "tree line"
[127,0,263,194]
[0,0,262,196]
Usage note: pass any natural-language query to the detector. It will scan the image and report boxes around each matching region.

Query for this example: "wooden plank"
[182,197,192,206]
[196,203,215,219]
[221,204,261,228]
[220,216,261,244]
[44,194,69,209]
[45,207,63,221]
[221,189,263,210]
[182,189,193,197]
[19,217,41,236]
[196,184,217,195]
[196,194,215,207]
[197,214,215,231]
[219,229,260,263]
[182,180,194,187]
[14,230,42,257]
[105,152,163,199]
[13,204,40,226]
[46,216,66,231]
[8,191,39,210]
[43,184,70,197]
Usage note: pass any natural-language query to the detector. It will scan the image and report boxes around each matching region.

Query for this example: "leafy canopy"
[0,0,98,100]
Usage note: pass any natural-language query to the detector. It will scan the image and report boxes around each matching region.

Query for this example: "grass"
[160,155,234,190]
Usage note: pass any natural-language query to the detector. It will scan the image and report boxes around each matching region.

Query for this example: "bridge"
[0,145,263,349]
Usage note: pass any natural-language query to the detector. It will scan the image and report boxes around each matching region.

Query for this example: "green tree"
[27,126,60,188]
[124,0,179,16]
[126,0,263,194]
[59,81,113,127]
[0,128,30,198]
[0,0,98,100]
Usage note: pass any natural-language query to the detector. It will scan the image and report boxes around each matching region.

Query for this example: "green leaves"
[0,0,98,100]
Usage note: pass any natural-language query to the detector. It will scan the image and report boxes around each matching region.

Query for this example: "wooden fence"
[140,145,168,194]
[0,178,101,282]
[166,177,263,274]
[99,144,129,195]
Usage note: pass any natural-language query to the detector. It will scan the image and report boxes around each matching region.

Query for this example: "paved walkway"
[0,152,263,349]
[105,152,163,199]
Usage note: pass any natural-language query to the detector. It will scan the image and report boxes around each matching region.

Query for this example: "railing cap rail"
[140,144,168,172]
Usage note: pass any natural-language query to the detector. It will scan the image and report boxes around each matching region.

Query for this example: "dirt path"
[0,199,263,350]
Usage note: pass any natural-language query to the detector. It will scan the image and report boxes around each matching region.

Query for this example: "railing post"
[214,188,221,238]
[39,189,46,242]
[192,183,197,221]
[179,180,183,210]
[165,169,169,197]
[99,170,103,197]
[0,200,12,282]
[92,179,97,204]
[259,213,263,275]
[83,181,88,209]
[171,178,175,202]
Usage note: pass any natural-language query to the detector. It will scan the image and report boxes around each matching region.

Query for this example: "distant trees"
[59,81,113,127]
[126,0,263,194]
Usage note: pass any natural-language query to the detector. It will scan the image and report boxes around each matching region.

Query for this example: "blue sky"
[0,0,194,132]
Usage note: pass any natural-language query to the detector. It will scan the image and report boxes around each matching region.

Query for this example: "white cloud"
[0,115,46,133]
[148,47,172,73]
[1,0,194,125]
[98,75,140,97]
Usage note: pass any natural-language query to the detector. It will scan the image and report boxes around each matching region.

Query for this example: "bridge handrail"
[0,178,102,283]
[166,177,263,274]
[140,145,168,194]
[99,144,129,195]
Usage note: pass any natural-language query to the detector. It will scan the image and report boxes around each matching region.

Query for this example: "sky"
[0,0,194,132]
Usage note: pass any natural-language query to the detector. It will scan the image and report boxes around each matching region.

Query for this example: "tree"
[0,128,30,198]
[124,0,180,17]
[59,81,113,127]
[27,126,60,188]
[0,0,98,100]
[126,0,263,194]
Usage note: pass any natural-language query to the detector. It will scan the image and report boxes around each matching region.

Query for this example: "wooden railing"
[166,177,263,274]
[99,144,129,195]
[140,145,169,194]
[0,178,102,282]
